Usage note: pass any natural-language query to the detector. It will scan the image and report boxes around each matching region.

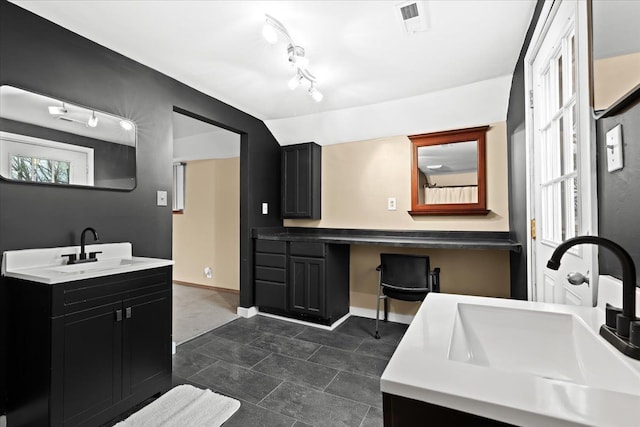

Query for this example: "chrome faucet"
[547,235,640,360]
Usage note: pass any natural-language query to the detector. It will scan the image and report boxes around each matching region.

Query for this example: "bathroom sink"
[448,303,640,395]
[1,242,173,284]
[50,257,146,273]
[381,288,640,427]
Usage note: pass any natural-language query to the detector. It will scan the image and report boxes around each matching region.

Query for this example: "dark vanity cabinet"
[282,142,321,219]
[254,239,349,325]
[5,267,172,427]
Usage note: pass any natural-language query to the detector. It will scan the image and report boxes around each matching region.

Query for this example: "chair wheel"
[374,332,380,339]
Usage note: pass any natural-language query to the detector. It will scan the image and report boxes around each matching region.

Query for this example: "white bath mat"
[115,384,240,427]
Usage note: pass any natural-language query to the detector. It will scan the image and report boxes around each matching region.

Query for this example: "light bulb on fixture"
[262,22,278,44]
[288,74,303,90]
[87,111,98,128]
[48,102,67,115]
[308,84,323,103]
[120,120,133,131]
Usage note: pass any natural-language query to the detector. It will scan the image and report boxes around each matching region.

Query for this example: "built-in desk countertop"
[252,228,521,252]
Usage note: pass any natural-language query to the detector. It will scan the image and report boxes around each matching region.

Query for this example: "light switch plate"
[157,190,168,206]
[606,124,623,172]
[262,202,268,215]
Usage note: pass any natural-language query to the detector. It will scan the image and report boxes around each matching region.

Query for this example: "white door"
[527,0,597,306]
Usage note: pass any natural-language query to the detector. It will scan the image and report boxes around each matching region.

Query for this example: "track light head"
[309,84,323,103]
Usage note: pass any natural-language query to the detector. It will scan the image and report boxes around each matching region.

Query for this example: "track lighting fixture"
[87,111,98,128]
[262,14,323,102]
[48,102,67,115]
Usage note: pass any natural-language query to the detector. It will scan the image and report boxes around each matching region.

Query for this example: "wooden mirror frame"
[409,126,490,215]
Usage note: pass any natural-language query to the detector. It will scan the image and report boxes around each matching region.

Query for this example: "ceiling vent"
[395,1,429,34]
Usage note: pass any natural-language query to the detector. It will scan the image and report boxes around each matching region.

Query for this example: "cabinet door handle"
[115,309,123,322]
[125,307,132,319]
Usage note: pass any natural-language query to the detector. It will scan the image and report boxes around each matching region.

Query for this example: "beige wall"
[594,52,640,111]
[285,122,511,314]
[285,121,509,231]
[172,158,240,291]
[430,171,477,187]
[350,246,510,317]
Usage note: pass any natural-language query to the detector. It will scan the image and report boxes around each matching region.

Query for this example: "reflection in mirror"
[417,140,478,205]
[591,1,640,112]
[410,126,489,215]
[0,85,137,190]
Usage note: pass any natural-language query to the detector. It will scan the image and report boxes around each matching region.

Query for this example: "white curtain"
[172,163,185,211]
[425,186,477,204]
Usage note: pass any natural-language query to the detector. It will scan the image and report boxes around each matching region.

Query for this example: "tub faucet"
[547,235,640,360]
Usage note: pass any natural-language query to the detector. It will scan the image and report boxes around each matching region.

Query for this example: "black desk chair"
[375,253,440,339]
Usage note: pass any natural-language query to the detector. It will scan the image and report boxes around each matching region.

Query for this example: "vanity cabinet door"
[62,301,123,426]
[289,256,326,317]
[282,142,321,219]
[122,290,172,397]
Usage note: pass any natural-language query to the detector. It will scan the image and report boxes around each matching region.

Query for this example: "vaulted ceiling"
[11,0,538,145]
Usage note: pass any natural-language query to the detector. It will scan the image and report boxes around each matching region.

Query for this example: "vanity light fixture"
[87,111,98,128]
[262,14,323,102]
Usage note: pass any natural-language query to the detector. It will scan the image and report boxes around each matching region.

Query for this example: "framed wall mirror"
[0,85,137,190]
[591,0,640,113]
[409,126,489,215]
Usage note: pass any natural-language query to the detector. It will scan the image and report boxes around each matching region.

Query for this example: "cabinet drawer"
[255,253,286,268]
[255,266,286,283]
[255,239,286,254]
[255,280,287,310]
[290,242,325,257]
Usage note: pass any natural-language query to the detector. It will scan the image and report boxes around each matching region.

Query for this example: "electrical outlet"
[262,202,268,215]
[387,197,397,211]
[204,267,212,279]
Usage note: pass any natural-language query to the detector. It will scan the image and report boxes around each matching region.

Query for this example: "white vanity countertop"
[380,278,640,427]
[1,243,173,284]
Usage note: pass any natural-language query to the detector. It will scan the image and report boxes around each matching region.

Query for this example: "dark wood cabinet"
[6,267,172,427]
[289,256,326,316]
[254,239,349,325]
[282,142,321,219]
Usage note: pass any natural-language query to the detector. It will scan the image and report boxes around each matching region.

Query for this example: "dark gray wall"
[506,0,545,300]
[597,96,640,284]
[0,0,282,412]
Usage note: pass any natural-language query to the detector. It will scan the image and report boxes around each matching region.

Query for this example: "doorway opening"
[171,110,241,344]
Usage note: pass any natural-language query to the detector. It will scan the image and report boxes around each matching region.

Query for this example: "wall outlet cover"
[262,202,268,215]
[204,267,212,278]
[387,197,397,211]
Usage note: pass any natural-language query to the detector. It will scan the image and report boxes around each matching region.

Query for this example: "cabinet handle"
[125,307,132,319]
[115,309,123,322]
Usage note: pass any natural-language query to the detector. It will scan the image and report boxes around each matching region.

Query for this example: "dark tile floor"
[173,315,408,427]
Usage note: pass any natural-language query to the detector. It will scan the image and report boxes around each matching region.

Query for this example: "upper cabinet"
[409,126,489,215]
[282,142,321,219]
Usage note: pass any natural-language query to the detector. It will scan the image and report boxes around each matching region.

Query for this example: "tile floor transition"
[172,283,239,344]
[173,315,408,427]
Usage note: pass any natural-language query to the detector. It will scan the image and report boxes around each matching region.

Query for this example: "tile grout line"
[254,379,286,407]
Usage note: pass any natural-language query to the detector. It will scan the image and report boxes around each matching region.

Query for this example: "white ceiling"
[172,112,240,162]
[11,1,536,125]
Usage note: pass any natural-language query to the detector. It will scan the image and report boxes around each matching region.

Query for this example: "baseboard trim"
[173,280,239,294]
[349,306,414,325]
[257,311,351,331]
[236,306,259,318]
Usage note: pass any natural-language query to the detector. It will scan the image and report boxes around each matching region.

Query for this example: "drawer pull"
[115,309,123,322]
[125,307,132,319]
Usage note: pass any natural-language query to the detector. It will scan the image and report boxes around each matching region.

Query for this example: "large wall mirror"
[0,85,137,190]
[591,0,640,112]
[409,126,489,215]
